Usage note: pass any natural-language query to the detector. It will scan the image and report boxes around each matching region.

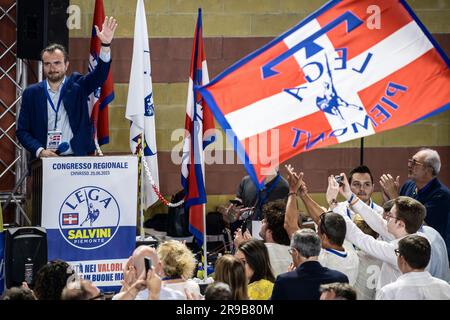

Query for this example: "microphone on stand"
[55,142,69,155]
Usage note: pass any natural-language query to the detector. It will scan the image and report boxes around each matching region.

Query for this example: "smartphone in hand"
[334,175,344,186]
[229,199,242,206]
[144,257,152,274]
[241,219,247,234]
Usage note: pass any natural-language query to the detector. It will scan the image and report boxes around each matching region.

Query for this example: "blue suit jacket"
[17,59,111,160]
[270,261,349,300]
[400,178,450,261]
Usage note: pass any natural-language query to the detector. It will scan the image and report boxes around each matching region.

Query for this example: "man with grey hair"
[380,148,450,261]
[270,229,349,300]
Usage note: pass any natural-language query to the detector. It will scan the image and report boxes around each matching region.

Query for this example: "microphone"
[55,142,69,155]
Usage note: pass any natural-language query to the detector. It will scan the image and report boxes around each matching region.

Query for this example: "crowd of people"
[2,148,449,301]
[5,13,450,301]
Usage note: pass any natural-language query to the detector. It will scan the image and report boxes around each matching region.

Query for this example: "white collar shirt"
[319,244,360,285]
[348,199,450,282]
[376,271,450,300]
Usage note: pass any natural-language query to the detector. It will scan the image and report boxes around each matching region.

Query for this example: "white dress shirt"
[333,198,383,220]
[37,49,111,158]
[112,286,185,300]
[376,271,450,300]
[333,204,410,290]
[354,250,382,300]
[347,199,450,282]
[163,279,201,298]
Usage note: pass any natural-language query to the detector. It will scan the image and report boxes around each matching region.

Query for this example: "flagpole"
[202,202,207,279]
[140,145,145,241]
[360,137,364,165]
[202,145,207,279]
[196,83,208,280]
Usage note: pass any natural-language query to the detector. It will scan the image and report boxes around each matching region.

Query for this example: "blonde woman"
[214,255,248,300]
[157,240,200,298]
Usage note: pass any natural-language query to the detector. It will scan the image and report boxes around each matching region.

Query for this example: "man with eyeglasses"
[380,148,450,261]
[376,235,450,300]
[271,229,349,300]
[382,200,449,282]
[326,174,447,292]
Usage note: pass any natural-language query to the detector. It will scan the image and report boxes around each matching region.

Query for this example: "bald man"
[113,245,184,300]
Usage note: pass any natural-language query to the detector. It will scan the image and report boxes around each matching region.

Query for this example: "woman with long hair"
[214,255,248,300]
[236,239,275,299]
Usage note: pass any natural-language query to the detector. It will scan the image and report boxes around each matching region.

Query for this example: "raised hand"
[326,175,340,205]
[287,262,296,272]
[233,228,252,248]
[95,16,118,44]
[339,173,353,200]
[379,174,400,200]
[285,164,304,194]
[122,256,137,290]
[146,268,161,300]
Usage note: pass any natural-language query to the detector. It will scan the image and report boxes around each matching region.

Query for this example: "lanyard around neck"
[346,198,374,218]
[44,80,65,130]
[258,174,281,205]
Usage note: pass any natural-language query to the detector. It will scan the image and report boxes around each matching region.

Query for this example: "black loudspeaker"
[5,227,48,289]
[16,0,69,60]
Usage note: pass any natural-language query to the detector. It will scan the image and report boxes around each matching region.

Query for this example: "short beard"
[46,72,65,84]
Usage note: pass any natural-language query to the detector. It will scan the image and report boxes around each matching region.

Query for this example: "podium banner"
[41,156,138,291]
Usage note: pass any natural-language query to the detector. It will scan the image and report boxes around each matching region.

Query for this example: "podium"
[35,155,138,291]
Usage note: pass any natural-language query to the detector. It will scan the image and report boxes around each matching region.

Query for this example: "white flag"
[125,0,159,209]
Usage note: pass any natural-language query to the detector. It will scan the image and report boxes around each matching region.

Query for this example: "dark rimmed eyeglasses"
[394,249,402,257]
[408,158,424,167]
[89,292,105,300]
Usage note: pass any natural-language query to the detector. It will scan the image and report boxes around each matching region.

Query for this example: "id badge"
[47,130,62,151]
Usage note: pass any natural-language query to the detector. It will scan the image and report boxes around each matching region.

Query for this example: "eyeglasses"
[89,292,105,300]
[385,213,400,222]
[408,158,424,167]
[394,249,401,257]
[288,248,296,255]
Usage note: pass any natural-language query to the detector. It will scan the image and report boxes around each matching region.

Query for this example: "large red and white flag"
[181,9,215,246]
[88,0,114,148]
[198,0,450,189]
